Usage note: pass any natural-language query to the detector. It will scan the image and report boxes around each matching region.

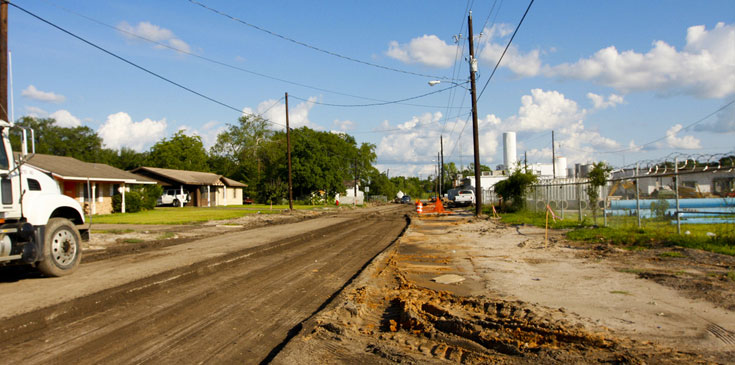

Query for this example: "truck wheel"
[37,218,82,277]
[173,199,181,207]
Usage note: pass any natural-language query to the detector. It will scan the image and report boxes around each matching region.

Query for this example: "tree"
[461,163,491,176]
[209,114,272,195]
[11,116,106,162]
[442,162,459,192]
[147,131,209,171]
[586,161,612,223]
[493,168,538,211]
[367,170,396,199]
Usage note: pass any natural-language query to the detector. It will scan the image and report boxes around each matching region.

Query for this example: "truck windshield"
[0,129,8,170]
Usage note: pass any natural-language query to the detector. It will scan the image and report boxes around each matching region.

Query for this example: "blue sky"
[7,0,735,177]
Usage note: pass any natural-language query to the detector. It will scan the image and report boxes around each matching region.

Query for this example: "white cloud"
[586,92,624,109]
[333,119,355,132]
[375,112,502,177]
[694,105,735,133]
[504,89,586,131]
[49,110,81,128]
[386,35,459,68]
[118,21,191,53]
[179,121,226,149]
[98,112,167,151]
[243,97,320,130]
[660,124,701,149]
[24,106,47,118]
[477,24,542,77]
[547,22,735,98]
[21,85,65,103]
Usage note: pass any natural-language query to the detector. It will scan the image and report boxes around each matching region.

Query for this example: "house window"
[27,178,42,191]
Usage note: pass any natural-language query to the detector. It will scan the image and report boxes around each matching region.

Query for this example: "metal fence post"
[534,185,538,213]
[603,184,608,227]
[577,180,583,222]
[560,185,564,220]
[675,157,681,234]
[635,163,641,228]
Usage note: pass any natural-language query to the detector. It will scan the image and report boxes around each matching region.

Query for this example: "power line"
[187,0,450,80]
[9,2,289,128]
[288,83,466,107]
[36,0,461,110]
[590,99,735,155]
[477,0,534,101]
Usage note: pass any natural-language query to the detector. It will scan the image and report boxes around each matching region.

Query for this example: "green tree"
[11,116,106,162]
[209,114,272,195]
[460,163,491,177]
[147,131,209,171]
[493,168,538,211]
[367,170,396,199]
[586,161,612,223]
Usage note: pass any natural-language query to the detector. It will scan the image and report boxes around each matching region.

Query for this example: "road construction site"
[1,204,734,364]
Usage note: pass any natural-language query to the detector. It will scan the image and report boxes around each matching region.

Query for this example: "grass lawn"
[489,208,735,256]
[88,207,281,225]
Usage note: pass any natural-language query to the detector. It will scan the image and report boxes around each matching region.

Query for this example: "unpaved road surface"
[276,213,735,364]
[0,205,410,364]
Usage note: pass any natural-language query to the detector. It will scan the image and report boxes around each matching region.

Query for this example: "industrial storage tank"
[554,157,568,178]
[503,132,517,172]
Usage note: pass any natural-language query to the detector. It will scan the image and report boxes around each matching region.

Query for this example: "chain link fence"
[519,161,735,240]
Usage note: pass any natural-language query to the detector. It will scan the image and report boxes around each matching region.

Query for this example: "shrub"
[112,191,143,213]
[650,198,670,221]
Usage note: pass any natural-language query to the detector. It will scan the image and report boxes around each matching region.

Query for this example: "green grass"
[225,204,334,210]
[727,271,735,282]
[91,229,134,234]
[89,207,265,225]
[122,238,144,244]
[617,268,646,275]
[157,232,176,240]
[658,251,685,258]
[609,290,631,295]
[495,209,735,256]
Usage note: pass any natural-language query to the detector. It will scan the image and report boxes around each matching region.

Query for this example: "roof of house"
[131,166,247,187]
[19,153,156,184]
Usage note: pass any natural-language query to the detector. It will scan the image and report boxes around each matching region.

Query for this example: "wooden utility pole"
[440,135,444,197]
[468,12,482,216]
[552,130,556,178]
[353,155,358,207]
[1,1,8,123]
[524,151,528,173]
[285,92,293,211]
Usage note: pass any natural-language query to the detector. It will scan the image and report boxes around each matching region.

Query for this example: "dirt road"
[0,205,410,364]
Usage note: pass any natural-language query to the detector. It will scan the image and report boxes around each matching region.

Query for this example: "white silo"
[503,132,517,172]
[554,157,568,178]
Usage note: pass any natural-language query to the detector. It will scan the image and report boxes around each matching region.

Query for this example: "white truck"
[157,188,190,207]
[452,189,476,206]
[0,121,88,276]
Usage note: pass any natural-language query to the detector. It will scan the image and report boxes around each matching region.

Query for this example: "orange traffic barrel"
[415,200,423,214]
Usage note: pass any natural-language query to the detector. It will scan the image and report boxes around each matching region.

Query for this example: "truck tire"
[37,218,82,277]
[173,199,181,207]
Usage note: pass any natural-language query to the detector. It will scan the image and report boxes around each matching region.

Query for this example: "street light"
[428,80,470,89]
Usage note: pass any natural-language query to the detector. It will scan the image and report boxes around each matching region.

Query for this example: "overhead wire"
[477,0,535,101]
[36,0,461,109]
[288,82,466,107]
[8,1,289,129]
[186,0,451,81]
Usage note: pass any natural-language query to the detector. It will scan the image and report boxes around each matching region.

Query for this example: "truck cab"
[0,120,88,276]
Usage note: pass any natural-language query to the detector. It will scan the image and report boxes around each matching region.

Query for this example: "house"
[130,166,247,207]
[20,153,157,214]
[336,180,364,205]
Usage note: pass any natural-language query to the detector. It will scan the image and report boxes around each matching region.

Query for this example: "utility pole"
[440,135,444,197]
[285,92,293,211]
[437,152,440,199]
[353,155,358,207]
[552,130,556,178]
[468,11,482,216]
[524,151,528,173]
[1,1,8,123]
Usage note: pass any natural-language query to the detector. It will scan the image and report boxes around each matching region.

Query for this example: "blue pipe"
[610,197,735,210]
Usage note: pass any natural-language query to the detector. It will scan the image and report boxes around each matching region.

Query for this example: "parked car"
[157,188,190,207]
[452,189,475,206]
[401,195,412,204]
[243,196,254,204]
